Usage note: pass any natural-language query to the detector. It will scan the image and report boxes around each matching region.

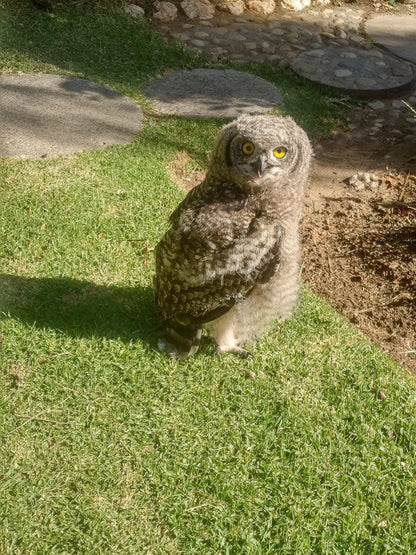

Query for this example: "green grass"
[1,1,416,553]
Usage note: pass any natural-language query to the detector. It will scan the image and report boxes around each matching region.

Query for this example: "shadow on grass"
[1,1,200,92]
[0,273,158,346]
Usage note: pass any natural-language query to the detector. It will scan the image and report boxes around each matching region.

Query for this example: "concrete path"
[143,69,283,118]
[0,74,142,158]
[152,6,416,98]
[365,13,416,65]
[2,6,416,159]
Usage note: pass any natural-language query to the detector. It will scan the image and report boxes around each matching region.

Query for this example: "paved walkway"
[1,4,415,159]
[153,6,416,98]
[366,13,416,65]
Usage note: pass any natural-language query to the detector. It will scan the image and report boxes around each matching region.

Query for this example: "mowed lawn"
[1,1,416,553]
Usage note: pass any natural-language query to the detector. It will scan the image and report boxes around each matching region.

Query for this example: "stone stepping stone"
[0,74,142,158]
[291,45,415,98]
[366,14,416,64]
[143,69,283,118]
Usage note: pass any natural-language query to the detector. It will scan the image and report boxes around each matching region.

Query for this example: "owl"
[154,114,312,358]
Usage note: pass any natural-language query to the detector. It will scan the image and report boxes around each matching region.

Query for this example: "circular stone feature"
[0,74,142,158]
[291,46,414,98]
[143,69,283,118]
[366,14,416,64]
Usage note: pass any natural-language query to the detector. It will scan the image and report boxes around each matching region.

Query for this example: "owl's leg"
[207,312,253,358]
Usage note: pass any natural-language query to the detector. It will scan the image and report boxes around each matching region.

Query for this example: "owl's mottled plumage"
[154,115,312,358]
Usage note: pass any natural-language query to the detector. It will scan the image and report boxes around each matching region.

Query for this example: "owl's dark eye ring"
[273,147,287,159]
[241,141,255,156]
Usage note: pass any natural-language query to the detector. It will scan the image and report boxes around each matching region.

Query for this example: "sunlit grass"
[1,1,415,553]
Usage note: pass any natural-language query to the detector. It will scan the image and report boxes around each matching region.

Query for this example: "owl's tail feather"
[158,304,235,359]
[159,322,202,359]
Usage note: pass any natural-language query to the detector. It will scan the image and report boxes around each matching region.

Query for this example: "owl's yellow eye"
[273,147,287,159]
[241,141,255,156]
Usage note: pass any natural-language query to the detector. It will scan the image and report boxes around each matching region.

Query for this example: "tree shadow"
[0,273,158,347]
[3,1,198,92]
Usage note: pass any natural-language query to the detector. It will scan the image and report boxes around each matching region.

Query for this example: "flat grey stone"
[143,69,283,118]
[366,14,416,64]
[0,74,142,158]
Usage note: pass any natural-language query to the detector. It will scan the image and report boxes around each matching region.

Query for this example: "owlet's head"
[210,114,312,188]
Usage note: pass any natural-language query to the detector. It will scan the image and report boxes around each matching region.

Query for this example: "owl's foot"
[158,338,199,359]
[158,325,202,359]
[215,345,254,358]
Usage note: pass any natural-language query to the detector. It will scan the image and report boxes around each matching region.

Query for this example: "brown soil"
[304,103,416,374]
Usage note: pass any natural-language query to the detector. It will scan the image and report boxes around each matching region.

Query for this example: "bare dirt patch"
[304,102,416,374]
[168,150,206,192]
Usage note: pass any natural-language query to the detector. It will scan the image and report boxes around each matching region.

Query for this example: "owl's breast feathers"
[154,182,282,330]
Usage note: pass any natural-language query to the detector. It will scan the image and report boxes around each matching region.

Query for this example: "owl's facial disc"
[239,145,287,179]
[225,134,290,181]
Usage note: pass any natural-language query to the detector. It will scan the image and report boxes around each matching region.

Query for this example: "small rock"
[246,0,276,15]
[391,63,413,77]
[245,370,256,379]
[190,39,206,47]
[368,100,385,110]
[181,0,215,20]
[346,172,380,191]
[349,33,363,43]
[346,174,365,191]
[334,28,347,39]
[281,0,311,9]
[355,77,377,88]
[210,46,225,56]
[306,49,325,57]
[124,3,144,18]
[271,27,286,36]
[194,30,210,38]
[217,0,245,15]
[340,52,357,59]
[153,1,178,22]
[261,41,275,54]
[334,69,352,78]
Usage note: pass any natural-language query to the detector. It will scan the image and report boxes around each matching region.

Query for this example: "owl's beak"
[255,152,269,177]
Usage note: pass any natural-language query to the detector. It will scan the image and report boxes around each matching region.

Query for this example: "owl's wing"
[155,233,280,359]
[155,183,281,344]
[156,240,280,323]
